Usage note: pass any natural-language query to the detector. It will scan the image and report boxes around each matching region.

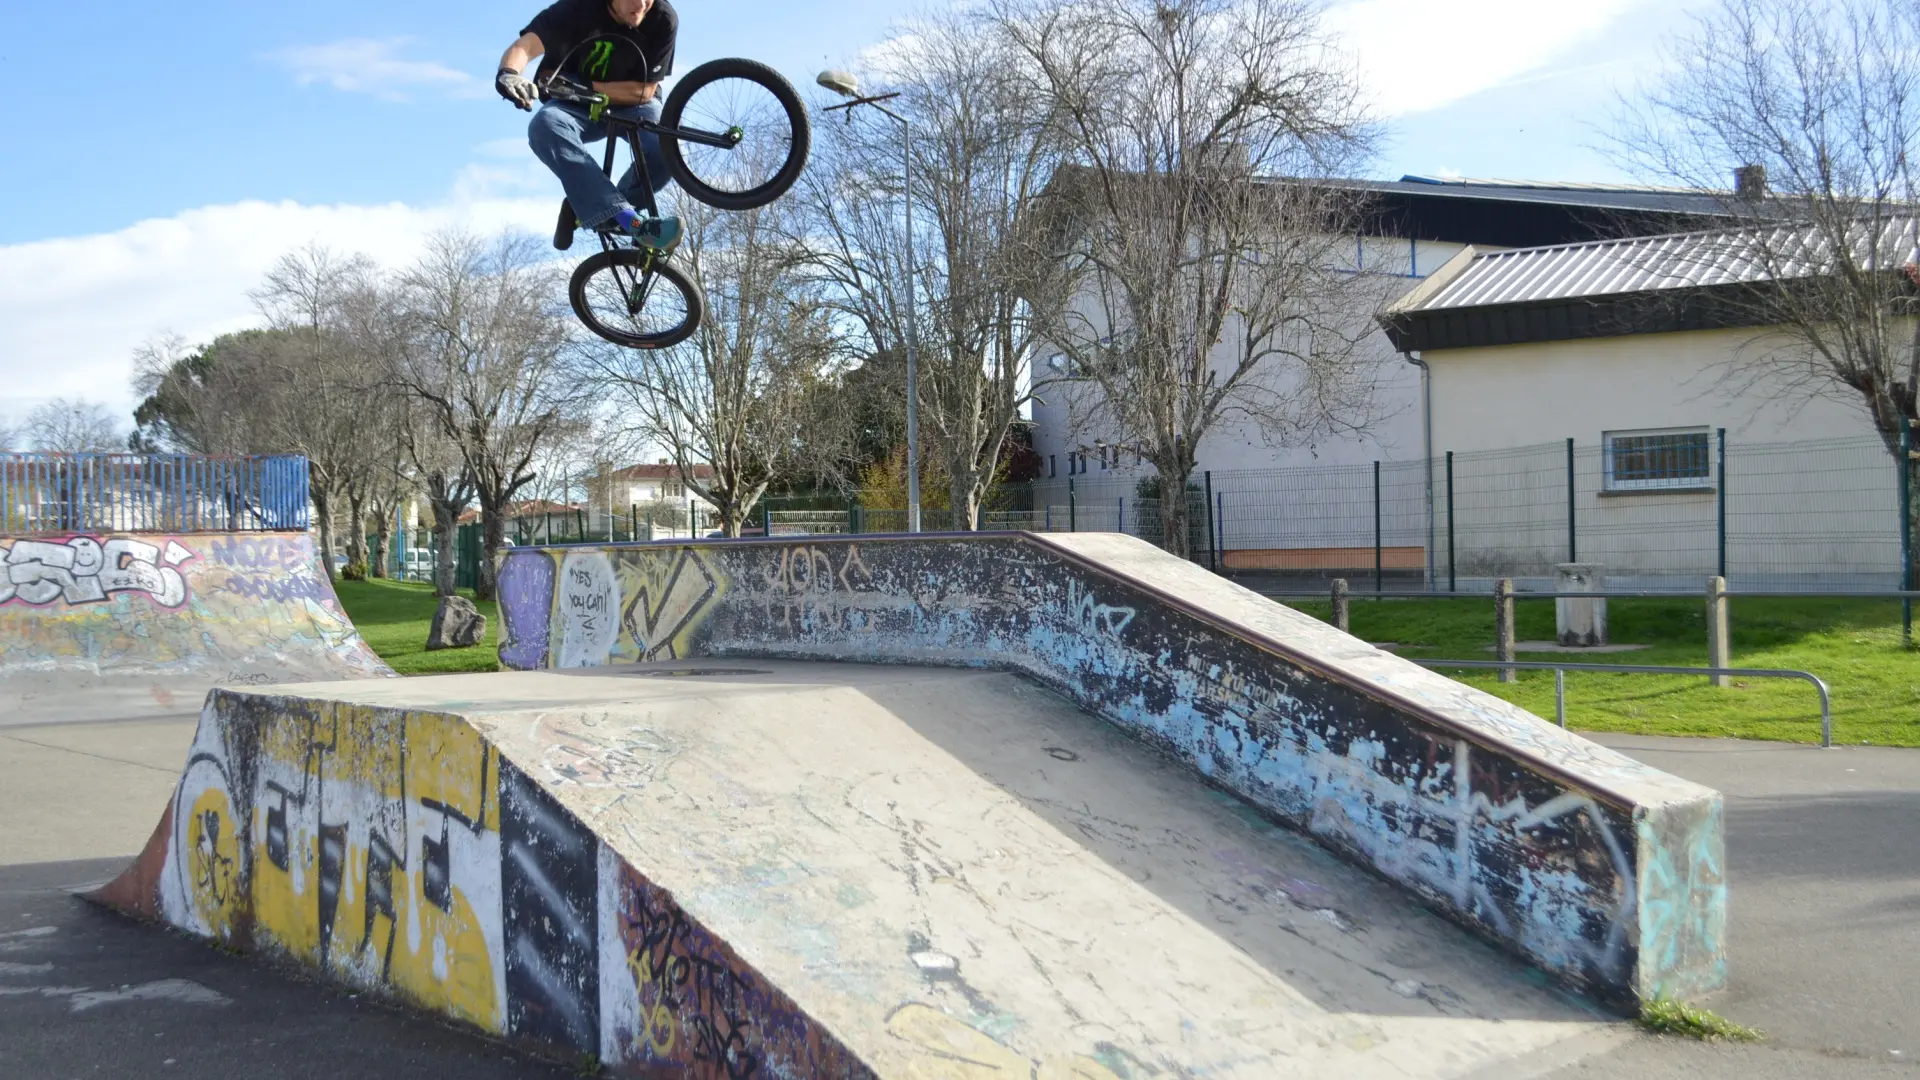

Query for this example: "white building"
[1028,177,1739,484]
[1379,226,1910,590]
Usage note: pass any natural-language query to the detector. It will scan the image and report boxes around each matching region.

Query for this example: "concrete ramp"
[92,532,1729,1076]
[98,662,1612,1078]
[0,531,391,723]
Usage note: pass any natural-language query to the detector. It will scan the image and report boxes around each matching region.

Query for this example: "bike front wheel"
[660,58,811,211]
[569,249,705,350]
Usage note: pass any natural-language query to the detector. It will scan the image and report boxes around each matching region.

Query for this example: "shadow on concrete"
[0,857,581,1080]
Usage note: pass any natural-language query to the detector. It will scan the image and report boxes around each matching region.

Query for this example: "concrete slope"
[94,663,1617,1079]
[0,531,391,724]
[489,532,1726,1009]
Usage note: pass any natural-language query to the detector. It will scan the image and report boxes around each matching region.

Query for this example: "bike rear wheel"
[660,58,810,211]
[569,248,704,349]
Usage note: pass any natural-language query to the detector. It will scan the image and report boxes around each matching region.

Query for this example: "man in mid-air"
[496,0,682,253]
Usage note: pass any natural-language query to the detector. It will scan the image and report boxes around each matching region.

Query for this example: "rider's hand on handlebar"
[496,68,537,111]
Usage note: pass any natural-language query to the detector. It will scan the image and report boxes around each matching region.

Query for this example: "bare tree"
[396,394,476,597]
[999,0,1380,555]
[24,398,125,453]
[583,199,834,536]
[1611,0,1920,567]
[395,230,577,599]
[250,245,391,581]
[802,11,1072,528]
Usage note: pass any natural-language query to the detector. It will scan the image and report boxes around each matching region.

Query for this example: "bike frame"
[596,111,742,231]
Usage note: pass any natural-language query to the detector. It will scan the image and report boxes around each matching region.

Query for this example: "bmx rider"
[496,0,683,253]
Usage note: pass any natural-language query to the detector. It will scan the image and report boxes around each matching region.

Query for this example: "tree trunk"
[477,497,507,601]
[311,480,338,585]
[1155,459,1195,559]
[429,500,460,598]
[344,490,368,571]
[368,529,388,579]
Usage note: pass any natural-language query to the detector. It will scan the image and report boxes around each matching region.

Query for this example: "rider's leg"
[605,103,681,253]
[527,102,626,229]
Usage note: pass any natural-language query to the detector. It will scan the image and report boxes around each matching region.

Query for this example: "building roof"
[1379,216,1920,352]
[609,463,715,481]
[1360,175,1740,217]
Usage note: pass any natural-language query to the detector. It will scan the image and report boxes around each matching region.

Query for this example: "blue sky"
[0,0,1702,425]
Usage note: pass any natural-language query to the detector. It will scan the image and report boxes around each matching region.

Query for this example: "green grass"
[1638,996,1763,1041]
[333,577,502,676]
[1286,595,1920,746]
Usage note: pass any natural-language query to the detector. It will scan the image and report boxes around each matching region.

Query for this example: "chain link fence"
[759,429,1915,594]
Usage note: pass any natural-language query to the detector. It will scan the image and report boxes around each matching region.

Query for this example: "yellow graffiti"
[885,1003,1124,1080]
[611,547,723,662]
[627,945,680,1057]
[238,702,504,1031]
[185,786,242,938]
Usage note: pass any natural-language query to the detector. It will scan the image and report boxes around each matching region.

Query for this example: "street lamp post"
[818,70,920,533]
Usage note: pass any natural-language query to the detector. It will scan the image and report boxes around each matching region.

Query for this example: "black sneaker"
[553,199,575,251]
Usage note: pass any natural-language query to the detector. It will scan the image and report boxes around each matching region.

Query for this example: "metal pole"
[1566,436,1577,563]
[1445,451,1456,593]
[1331,578,1350,633]
[1216,492,1226,565]
[901,114,921,534]
[1204,471,1217,572]
[1373,460,1383,596]
[1717,427,1728,580]
[1068,477,1076,532]
[1554,668,1566,728]
[1902,414,1913,646]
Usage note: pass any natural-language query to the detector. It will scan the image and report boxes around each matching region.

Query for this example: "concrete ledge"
[494,532,1727,1009]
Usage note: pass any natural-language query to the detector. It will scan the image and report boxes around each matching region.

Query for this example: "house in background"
[586,462,717,536]
[1378,224,1909,589]
[1029,175,1741,487]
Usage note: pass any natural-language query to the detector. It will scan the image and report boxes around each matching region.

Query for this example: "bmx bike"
[540,57,810,349]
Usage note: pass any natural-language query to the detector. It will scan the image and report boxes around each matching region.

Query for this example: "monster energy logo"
[584,40,616,79]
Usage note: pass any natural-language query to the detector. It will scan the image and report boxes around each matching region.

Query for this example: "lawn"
[1283,595,1920,747]
[333,578,502,676]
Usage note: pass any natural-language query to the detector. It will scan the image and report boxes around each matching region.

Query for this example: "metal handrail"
[1411,658,1835,748]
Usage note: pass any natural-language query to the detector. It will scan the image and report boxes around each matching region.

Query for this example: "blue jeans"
[528,101,672,228]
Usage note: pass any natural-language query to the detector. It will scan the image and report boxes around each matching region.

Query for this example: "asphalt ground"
[1,712,1913,1078]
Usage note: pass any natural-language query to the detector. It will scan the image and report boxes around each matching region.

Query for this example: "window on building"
[1603,428,1712,491]
[662,478,683,498]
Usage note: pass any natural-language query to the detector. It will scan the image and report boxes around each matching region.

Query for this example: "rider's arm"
[500,31,544,73]
[592,81,660,107]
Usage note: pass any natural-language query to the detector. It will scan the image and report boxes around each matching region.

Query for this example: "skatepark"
[1,526,1915,1078]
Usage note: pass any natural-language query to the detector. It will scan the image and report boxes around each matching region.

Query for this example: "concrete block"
[1556,563,1608,647]
[487,533,1725,1010]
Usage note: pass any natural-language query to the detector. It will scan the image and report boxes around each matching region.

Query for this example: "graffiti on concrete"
[0,535,193,607]
[0,530,391,682]
[162,696,507,1030]
[493,533,1726,1007]
[600,855,868,1079]
[559,551,623,668]
[138,686,856,1075]
[622,546,719,661]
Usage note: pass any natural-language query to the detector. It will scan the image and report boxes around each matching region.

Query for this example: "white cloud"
[268,37,484,101]
[1324,0,1656,117]
[0,194,557,425]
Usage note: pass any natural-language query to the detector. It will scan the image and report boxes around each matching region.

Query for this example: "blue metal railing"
[0,453,309,535]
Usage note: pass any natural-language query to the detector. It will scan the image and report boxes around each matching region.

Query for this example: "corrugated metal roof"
[1405,217,1920,312]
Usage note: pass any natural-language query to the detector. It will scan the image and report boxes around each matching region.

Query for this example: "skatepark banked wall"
[488,531,1725,1010]
[0,531,391,716]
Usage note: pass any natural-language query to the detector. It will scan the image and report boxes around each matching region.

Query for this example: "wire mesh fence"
[0,452,310,535]
[759,429,1915,594]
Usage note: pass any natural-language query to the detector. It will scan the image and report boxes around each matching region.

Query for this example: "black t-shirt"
[523,0,677,86]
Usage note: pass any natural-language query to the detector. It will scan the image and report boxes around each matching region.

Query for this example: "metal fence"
[0,452,310,535]
[759,428,1916,594]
